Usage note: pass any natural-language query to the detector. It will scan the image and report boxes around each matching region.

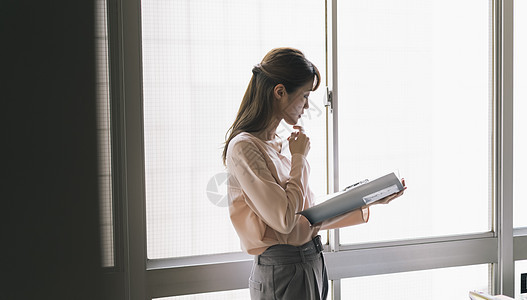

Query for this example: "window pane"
[95,0,114,267]
[337,0,491,244]
[341,264,490,300]
[514,0,527,228]
[154,289,249,300]
[141,0,326,259]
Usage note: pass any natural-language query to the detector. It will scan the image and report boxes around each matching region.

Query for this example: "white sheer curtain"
[95,0,114,268]
[141,0,327,259]
[337,0,492,244]
[513,0,527,228]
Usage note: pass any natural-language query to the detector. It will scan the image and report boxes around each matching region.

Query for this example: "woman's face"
[278,81,313,126]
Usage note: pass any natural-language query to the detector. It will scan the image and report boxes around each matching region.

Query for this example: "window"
[341,264,490,299]
[141,0,327,259]
[114,0,518,298]
[155,289,249,300]
[514,0,527,228]
[337,0,492,244]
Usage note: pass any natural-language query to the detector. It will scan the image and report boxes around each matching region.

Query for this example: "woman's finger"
[293,125,305,133]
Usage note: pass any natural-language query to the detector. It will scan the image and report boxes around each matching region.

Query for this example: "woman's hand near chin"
[288,125,310,156]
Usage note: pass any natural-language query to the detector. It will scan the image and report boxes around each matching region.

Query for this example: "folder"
[298,172,404,225]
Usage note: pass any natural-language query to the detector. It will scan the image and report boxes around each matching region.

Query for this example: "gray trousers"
[249,236,328,300]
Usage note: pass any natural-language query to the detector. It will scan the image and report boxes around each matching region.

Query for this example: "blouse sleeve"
[227,139,309,234]
[319,206,369,230]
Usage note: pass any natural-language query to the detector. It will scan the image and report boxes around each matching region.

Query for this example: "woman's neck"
[254,118,281,141]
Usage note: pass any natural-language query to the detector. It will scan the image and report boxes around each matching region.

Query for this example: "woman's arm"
[318,179,406,230]
[319,206,369,230]
[227,139,309,234]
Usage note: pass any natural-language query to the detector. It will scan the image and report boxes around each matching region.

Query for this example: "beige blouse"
[226,132,369,255]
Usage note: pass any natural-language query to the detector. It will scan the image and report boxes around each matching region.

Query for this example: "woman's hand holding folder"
[367,179,406,206]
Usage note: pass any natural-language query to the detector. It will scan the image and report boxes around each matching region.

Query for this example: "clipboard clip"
[343,179,369,191]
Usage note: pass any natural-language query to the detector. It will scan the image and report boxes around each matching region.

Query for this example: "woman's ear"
[273,84,286,100]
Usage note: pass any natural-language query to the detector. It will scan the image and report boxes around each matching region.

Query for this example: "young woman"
[223,47,405,300]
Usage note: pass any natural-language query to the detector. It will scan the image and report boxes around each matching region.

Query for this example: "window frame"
[105,0,526,298]
[99,0,130,297]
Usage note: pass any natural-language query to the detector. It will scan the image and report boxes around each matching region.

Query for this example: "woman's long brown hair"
[222,47,321,165]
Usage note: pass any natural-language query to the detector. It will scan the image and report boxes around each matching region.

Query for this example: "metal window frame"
[494,0,515,297]
[109,0,148,298]
[514,228,527,261]
[101,0,131,298]
[110,0,519,298]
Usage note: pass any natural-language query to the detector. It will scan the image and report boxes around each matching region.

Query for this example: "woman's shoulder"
[228,132,260,154]
[230,132,283,156]
[230,132,258,147]
[226,132,268,167]
[232,131,253,141]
